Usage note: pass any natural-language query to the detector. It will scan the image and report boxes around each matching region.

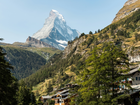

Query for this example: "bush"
[47,99,55,105]
[89,31,93,34]
[79,33,85,38]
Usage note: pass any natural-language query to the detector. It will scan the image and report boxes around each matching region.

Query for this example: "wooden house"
[51,89,70,105]
[40,95,52,104]
[41,84,78,105]
[118,66,140,105]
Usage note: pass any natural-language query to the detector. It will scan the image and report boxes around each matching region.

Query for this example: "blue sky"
[0,0,127,44]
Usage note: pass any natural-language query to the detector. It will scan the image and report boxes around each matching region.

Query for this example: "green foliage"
[79,33,86,38]
[138,100,140,105]
[135,32,140,41]
[98,33,103,39]
[17,80,36,105]
[22,51,82,87]
[98,29,101,33]
[36,100,43,105]
[89,31,93,34]
[0,45,18,105]
[62,73,69,81]
[3,47,46,80]
[47,99,55,105]
[70,65,77,72]
[46,81,53,94]
[117,30,130,38]
[87,37,94,47]
[104,34,109,39]
[95,31,97,34]
[73,42,131,105]
[68,37,79,45]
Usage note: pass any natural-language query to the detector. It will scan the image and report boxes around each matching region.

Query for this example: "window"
[136,77,138,80]
[139,77,140,80]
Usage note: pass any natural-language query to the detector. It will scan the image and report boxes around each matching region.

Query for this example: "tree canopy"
[72,42,131,105]
[0,45,18,105]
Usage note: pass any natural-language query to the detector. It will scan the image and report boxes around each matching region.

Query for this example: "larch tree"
[74,42,132,105]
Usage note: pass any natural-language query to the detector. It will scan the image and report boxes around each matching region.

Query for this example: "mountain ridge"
[32,10,80,50]
[112,0,140,23]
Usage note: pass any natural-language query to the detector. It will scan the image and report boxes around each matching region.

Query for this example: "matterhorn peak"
[49,9,65,22]
[32,9,80,50]
[50,9,59,16]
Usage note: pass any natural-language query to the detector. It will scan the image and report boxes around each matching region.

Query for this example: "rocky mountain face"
[112,0,140,23]
[25,36,53,48]
[63,36,87,58]
[32,10,80,50]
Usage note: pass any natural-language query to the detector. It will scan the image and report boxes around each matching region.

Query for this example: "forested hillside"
[22,51,83,86]
[3,46,46,80]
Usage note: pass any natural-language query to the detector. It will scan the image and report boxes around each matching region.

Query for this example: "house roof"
[58,87,67,91]
[121,65,140,75]
[127,66,140,75]
[129,84,140,95]
[42,95,52,99]
[52,89,69,97]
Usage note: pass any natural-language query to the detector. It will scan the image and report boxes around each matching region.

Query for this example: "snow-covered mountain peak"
[32,9,80,50]
[49,9,65,22]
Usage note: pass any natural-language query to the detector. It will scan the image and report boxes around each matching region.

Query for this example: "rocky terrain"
[112,0,140,23]
[25,36,53,48]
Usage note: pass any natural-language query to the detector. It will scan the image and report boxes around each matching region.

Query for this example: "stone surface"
[112,0,140,23]
[26,36,53,48]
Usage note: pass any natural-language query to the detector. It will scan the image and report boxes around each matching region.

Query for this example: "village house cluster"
[40,65,140,105]
[40,84,78,105]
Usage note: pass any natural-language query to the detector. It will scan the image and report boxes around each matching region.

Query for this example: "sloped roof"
[52,89,69,97]
[42,95,52,99]
[121,65,140,75]
[127,66,140,74]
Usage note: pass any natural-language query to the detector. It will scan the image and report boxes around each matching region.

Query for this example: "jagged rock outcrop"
[25,36,53,48]
[63,36,86,58]
[112,0,140,23]
[124,0,138,6]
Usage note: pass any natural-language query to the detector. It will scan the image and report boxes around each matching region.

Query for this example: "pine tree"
[0,41,18,105]
[17,80,36,105]
[75,42,131,105]
[89,31,93,34]
[98,29,101,33]
[46,81,53,94]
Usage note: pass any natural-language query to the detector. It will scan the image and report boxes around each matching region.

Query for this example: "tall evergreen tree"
[89,31,93,34]
[46,81,53,94]
[17,80,36,105]
[0,40,18,105]
[74,42,131,105]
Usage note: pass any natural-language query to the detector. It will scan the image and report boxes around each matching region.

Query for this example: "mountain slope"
[1,43,61,80]
[112,0,140,23]
[3,46,46,80]
[23,0,140,97]
[32,10,80,50]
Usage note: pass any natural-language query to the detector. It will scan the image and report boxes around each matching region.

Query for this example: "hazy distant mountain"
[32,9,80,50]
